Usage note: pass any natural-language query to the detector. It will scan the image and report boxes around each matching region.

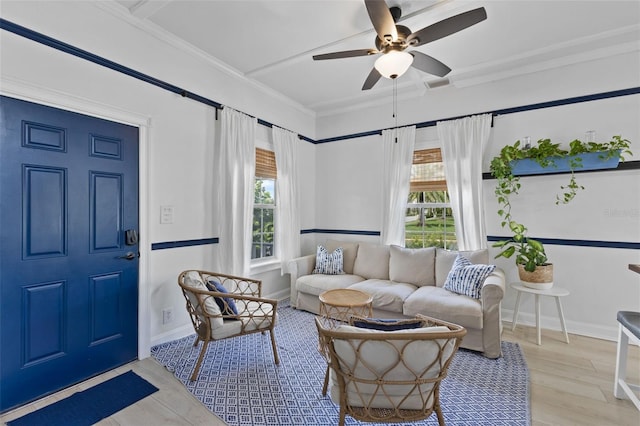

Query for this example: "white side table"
[510,283,570,345]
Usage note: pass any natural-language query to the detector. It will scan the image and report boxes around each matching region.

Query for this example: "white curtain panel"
[381,125,416,246]
[437,113,492,250]
[214,107,257,276]
[272,126,301,272]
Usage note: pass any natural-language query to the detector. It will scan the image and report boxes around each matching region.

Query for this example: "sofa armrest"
[286,254,316,307]
[480,268,506,358]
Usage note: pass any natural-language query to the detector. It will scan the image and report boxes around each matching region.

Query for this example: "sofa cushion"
[403,286,483,329]
[435,248,489,287]
[389,245,436,287]
[349,279,416,313]
[353,243,390,280]
[325,240,359,274]
[443,255,496,299]
[312,245,344,275]
[296,274,365,297]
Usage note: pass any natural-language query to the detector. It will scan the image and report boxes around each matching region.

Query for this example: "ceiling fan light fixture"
[374,50,413,79]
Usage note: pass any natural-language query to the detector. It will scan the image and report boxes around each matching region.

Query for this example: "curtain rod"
[313,87,640,144]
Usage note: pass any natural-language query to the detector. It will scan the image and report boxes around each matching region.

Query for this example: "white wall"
[0,1,315,350]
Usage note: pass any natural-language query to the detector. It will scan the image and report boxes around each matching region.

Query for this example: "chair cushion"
[329,324,454,410]
[212,302,277,339]
[443,255,496,299]
[435,248,489,287]
[348,279,416,312]
[353,243,390,280]
[389,245,436,287]
[182,271,223,330]
[403,286,483,329]
[312,245,345,275]
[206,280,239,316]
[350,317,424,331]
[618,311,640,339]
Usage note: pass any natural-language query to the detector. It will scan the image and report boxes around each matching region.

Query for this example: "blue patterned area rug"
[151,301,530,426]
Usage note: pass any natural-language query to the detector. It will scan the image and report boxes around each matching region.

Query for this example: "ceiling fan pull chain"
[394,78,398,143]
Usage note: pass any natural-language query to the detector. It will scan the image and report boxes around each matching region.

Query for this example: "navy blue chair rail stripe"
[301,229,381,236]
[3,18,638,147]
[151,238,218,250]
[149,234,636,250]
[487,235,639,250]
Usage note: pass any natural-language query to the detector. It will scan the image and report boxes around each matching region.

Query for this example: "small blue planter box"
[510,151,620,176]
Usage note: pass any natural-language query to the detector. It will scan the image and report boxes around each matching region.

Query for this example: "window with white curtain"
[253,148,276,260]
[405,148,456,249]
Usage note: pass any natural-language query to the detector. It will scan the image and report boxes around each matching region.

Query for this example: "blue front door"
[0,96,139,411]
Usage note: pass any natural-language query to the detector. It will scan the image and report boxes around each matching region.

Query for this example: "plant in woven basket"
[490,135,632,282]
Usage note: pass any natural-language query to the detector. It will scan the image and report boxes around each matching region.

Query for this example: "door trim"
[1,76,152,359]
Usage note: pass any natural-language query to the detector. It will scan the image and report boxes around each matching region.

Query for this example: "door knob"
[118,252,137,260]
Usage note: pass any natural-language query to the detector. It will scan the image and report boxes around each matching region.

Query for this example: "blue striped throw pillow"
[312,245,345,275]
[443,254,496,299]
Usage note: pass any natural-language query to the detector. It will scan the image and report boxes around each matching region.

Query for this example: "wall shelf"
[482,160,640,180]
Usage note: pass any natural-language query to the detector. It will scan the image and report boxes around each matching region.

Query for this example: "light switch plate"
[160,205,174,224]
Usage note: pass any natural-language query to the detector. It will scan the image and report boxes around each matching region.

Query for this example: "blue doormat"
[7,370,158,426]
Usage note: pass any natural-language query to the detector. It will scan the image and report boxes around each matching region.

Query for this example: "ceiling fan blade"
[364,0,398,42]
[410,51,451,77]
[313,49,379,60]
[362,67,382,90]
[407,7,487,47]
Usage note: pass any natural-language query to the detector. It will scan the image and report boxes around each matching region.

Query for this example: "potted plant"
[490,135,632,289]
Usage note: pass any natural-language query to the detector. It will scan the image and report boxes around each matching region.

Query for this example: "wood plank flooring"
[2,323,639,425]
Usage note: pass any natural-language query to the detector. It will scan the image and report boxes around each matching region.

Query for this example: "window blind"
[255,148,277,179]
[410,148,447,191]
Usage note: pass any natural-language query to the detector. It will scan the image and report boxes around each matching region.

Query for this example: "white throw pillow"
[389,245,436,286]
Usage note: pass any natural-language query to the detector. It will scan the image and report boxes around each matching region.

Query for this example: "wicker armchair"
[178,270,279,381]
[316,314,466,426]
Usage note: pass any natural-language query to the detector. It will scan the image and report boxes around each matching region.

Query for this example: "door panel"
[0,96,139,411]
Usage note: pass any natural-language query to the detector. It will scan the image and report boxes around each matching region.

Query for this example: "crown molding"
[452,24,640,88]
[95,1,316,120]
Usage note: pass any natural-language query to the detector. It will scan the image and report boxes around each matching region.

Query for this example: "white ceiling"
[112,0,640,115]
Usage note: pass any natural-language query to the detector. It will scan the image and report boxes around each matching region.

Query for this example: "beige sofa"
[287,240,505,358]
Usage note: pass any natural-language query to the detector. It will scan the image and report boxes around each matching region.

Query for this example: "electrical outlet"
[162,307,173,324]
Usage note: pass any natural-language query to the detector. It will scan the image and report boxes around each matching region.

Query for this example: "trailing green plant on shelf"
[489,135,632,273]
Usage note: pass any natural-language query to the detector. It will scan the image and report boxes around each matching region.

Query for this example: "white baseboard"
[150,324,194,348]
[502,307,620,342]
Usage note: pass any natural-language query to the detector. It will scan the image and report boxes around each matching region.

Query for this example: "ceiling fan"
[313,0,487,90]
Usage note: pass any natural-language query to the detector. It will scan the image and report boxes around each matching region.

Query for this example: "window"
[405,148,456,249]
[253,148,276,260]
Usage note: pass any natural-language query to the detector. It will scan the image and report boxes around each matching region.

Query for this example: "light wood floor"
[2,324,639,426]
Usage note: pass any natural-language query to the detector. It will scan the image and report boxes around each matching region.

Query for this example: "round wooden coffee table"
[319,288,373,324]
[318,288,373,396]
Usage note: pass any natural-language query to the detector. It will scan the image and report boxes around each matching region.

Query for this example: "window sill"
[250,258,281,275]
